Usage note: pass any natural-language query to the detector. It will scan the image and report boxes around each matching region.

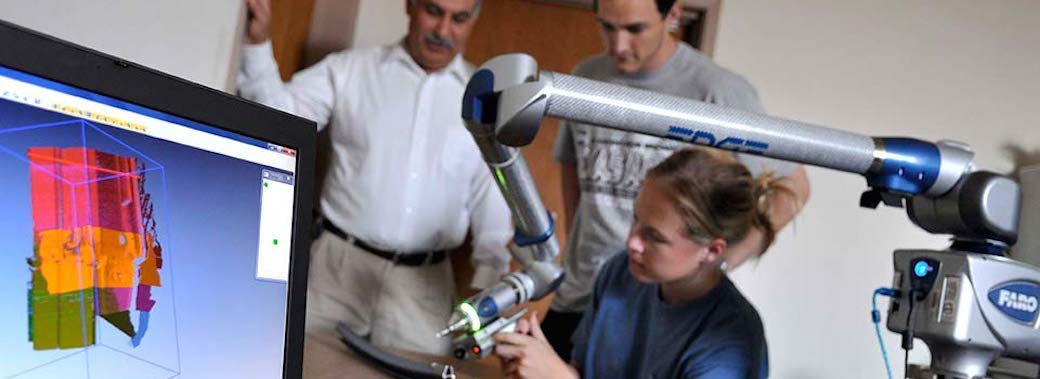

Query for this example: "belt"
[320,219,447,266]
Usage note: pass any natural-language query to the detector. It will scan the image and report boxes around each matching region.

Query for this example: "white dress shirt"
[237,41,512,288]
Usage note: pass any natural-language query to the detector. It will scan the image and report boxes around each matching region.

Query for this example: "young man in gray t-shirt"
[545,0,811,361]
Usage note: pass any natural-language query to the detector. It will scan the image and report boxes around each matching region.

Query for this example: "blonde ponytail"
[647,147,800,257]
[749,172,800,253]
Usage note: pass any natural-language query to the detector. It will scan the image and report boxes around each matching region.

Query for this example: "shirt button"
[405,207,413,214]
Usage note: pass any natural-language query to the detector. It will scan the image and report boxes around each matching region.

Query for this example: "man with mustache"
[237,0,509,356]
[544,0,812,362]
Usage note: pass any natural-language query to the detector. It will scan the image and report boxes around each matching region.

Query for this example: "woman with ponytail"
[494,147,801,379]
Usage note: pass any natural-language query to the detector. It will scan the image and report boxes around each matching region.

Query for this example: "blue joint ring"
[512,211,555,247]
[866,137,940,195]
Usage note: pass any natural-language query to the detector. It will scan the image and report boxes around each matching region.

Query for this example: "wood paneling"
[268,0,317,80]
[464,0,604,240]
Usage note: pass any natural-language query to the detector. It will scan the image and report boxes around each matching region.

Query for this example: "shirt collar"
[385,40,470,84]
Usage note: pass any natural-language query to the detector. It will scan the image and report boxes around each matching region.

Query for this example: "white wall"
[351,0,407,49]
[716,1,1040,378]
[347,1,1040,377]
[0,0,245,91]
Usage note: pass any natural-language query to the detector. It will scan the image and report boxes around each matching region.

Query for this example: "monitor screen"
[0,21,314,378]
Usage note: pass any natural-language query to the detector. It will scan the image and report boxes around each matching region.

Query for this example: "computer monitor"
[0,20,315,378]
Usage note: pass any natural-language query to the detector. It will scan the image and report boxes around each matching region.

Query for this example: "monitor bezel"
[0,19,315,379]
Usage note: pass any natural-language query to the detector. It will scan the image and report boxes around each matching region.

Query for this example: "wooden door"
[266,0,317,80]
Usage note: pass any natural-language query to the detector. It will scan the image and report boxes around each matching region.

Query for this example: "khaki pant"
[305,231,456,355]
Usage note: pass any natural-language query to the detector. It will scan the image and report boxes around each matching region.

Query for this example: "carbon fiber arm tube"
[541,71,876,174]
[467,123,559,261]
[488,70,972,197]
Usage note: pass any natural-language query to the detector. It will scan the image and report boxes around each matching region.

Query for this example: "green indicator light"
[494,168,508,191]
[459,302,481,332]
[263,181,269,188]
[273,239,278,245]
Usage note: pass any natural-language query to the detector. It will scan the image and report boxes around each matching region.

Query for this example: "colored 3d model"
[26,147,162,350]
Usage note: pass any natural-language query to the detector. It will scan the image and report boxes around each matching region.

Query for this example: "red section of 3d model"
[27,147,162,350]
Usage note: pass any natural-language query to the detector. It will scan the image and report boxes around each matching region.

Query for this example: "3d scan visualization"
[26,145,164,351]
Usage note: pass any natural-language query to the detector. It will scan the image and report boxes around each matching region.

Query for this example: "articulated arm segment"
[495,67,974,199]
[480,54,1017,245]
[437,55,564,343]
[439,53,1021,357]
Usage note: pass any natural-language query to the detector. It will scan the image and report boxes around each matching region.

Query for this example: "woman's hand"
[493,311,579,379]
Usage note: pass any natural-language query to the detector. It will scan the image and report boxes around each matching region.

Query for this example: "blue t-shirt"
[570,252,768,378]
